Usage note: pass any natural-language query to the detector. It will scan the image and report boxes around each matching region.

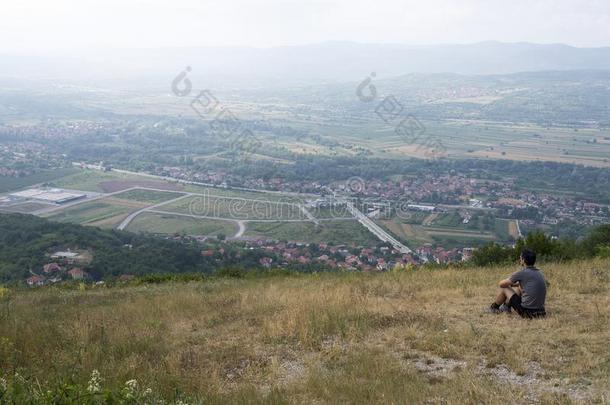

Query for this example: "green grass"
[378,213,512,249]
[127,212,238,236]
[310,206,354,219]
[43,200,134,228]
[113,188,185,204]
[0,202,51,214]
[493,218,511,241]
[245,220,377,245]
[160,195,304,221]
[183,184,305,203]
[430,212,463,227]
[47,170,136,192]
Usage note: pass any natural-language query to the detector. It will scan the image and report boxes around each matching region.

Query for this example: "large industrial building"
[10,188,86,204]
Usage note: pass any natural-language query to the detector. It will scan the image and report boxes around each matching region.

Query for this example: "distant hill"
[263,69,610,126]
[2,41,610,89]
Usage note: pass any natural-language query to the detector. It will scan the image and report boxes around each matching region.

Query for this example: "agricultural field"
[379,211,514,249]
[0,201,52,214]
[112,188,185,204]
[42,198,147,229]
[126,212,238,237]
[183,183,306,203]
[310,206,355,219]
[287,118,610,167]
[158,195,305,221]
[0,167,79,193]
[47,169,185,193]
[244,219,378,246]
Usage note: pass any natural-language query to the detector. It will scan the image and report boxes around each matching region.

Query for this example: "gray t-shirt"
[509,266,547,309]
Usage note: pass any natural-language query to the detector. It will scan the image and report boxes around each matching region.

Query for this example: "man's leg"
[494,287,517,306]
[513,285,523,297]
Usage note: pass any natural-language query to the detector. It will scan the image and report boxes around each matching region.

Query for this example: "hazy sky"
[2,0,610,52]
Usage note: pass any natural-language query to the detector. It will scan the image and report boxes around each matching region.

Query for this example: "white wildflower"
[124,379,138,398]
[125,379,138,390]
[0,377,7,392]
[144,387,152,397]
[87,369,102,393]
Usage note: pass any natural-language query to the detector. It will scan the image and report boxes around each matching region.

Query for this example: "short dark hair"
[520,249,536,266]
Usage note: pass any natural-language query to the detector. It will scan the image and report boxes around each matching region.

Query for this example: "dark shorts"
[508,294,546,319]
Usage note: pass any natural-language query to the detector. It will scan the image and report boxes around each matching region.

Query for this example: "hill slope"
[1,259,608,403]
[3,42,610,88]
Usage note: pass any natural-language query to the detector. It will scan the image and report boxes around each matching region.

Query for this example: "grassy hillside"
[0,259,608,403]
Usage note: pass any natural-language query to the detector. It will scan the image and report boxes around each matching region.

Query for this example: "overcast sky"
[2,0,610,52]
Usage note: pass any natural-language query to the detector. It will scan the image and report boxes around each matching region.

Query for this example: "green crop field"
[126,212,238,236]
[310,206,355,219]
[0,201,52,214]
[112,188,185,204]
[42,199,144,229]
[183,184,306,203]
[493,218,512,240]
[47,170,142,193]
[378,212,508,249]
[245,219,377,245]
[159,195,305,221]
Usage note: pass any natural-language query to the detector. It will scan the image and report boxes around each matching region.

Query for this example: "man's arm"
[500,269,524,288]
[498,278,514,288]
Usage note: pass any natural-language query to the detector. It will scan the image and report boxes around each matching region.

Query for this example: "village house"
[27,275,46,287]
[67,268,89,280]
[43,263,62,274]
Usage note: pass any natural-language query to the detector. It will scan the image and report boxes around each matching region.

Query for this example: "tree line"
[471,224,610,266]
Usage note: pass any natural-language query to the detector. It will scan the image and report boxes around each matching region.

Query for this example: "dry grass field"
[0,259,608,404]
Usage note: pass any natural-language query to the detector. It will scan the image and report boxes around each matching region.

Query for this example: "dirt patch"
[87,213,130,228]
[100,180,184,193]
[477,361,598,403]
[401,223,416,238]
[508,220,520,239]
[422,213,439,226]
[101,197,150,209]
[411,354,466,378]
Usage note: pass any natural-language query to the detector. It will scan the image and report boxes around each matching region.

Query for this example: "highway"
[344,201,412,254]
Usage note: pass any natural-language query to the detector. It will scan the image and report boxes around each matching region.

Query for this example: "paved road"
[116,193,192,230]
[344,201,412,254]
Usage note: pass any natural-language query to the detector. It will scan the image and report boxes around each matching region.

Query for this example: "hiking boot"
[487,304,501,314]
[499,303,512,313]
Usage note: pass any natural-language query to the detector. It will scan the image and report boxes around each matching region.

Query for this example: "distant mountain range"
[2,41,610,89]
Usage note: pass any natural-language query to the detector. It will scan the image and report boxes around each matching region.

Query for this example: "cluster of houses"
[226,240,476,271]
[26,251,91,287]
[0,143,67,179]
[152,164,610,228]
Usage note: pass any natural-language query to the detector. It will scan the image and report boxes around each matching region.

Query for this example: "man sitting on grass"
[489,248,547,318]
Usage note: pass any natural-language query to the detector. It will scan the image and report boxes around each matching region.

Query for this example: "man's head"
[520,248,536,267]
